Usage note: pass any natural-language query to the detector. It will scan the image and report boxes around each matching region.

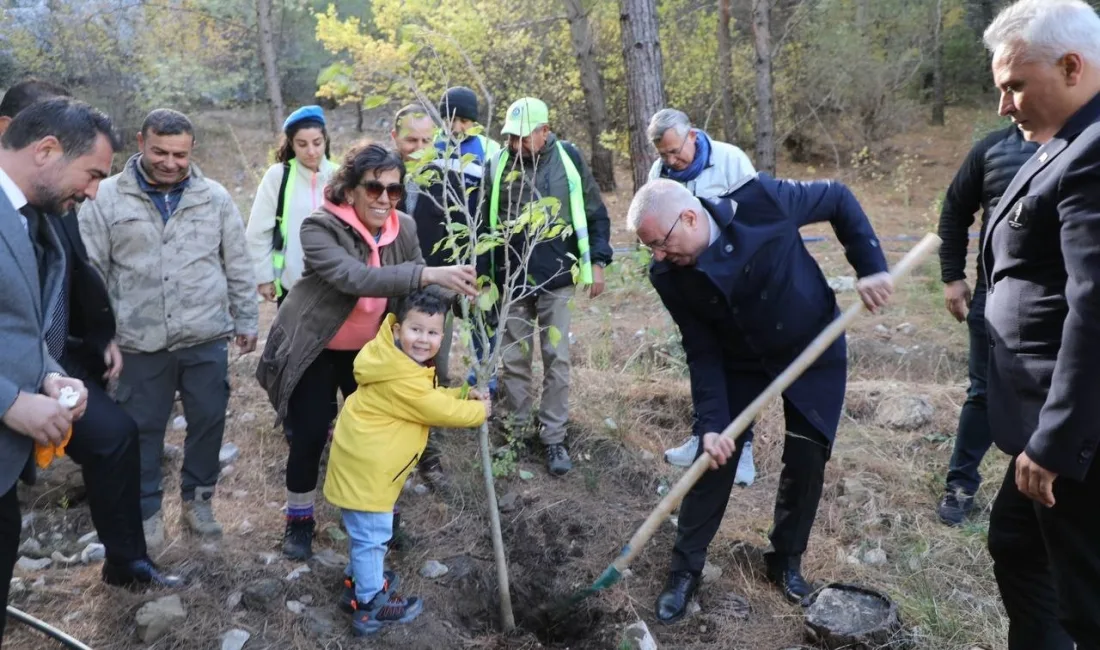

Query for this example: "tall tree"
[619,0,667,191]
[563,0,617,191]
[931,0,946,126]
[751,0,776,174]
[717,0,737,143]
[256,0,285,135]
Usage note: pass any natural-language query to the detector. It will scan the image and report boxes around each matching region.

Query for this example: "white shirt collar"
[0,165,27,213]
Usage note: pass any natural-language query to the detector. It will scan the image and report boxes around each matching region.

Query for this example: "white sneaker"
[735,441,756,487]
[664,436,699,467]
[143,511,165,550]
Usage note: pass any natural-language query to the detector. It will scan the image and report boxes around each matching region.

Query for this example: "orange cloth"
[325,201,401,351]
[35,427,73,469]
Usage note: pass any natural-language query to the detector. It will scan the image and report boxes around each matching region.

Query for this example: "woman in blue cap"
[247,105,339,304]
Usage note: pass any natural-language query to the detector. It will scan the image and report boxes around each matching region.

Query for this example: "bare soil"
[6,105,1007,649]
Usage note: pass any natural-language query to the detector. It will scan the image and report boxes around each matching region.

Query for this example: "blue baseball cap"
[283,105,326,132]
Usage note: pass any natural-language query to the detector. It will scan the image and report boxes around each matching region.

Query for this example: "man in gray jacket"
[0,97,111,643]
[79,109,259,549]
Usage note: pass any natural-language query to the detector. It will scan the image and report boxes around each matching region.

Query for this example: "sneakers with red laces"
[351,592,424,636]
[340,571,399,614]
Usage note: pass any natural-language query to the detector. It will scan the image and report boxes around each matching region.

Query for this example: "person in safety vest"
[647,108,759,486]
[247,105,339,305]
[483,97,613,476]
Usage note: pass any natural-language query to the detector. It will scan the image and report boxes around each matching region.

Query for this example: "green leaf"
[363,95,389,109]
[547,325,562,349]
[518,470,535,481]
[477,290,496,312]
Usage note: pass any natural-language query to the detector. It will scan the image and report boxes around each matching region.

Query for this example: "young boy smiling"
[323,290,490,636]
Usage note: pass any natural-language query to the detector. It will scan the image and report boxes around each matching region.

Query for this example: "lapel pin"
[1039,151,1049,163]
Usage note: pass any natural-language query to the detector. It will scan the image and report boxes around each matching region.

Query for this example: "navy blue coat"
[649,173,888,442]
[982,91,1100,481]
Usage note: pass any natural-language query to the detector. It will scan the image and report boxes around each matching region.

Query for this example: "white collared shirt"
[0,165,29,231]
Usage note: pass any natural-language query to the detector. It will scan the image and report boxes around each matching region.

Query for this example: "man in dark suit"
[0,97,113,644]
[626,176,892,621]
[981,1,1100,647]
[0,80,182,590]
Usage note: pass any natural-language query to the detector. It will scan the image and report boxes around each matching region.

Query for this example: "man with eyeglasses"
[626,176,892,619]
[646,108,760,485]
[79,108,258,550]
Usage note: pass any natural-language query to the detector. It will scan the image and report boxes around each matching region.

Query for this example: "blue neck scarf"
[662,128,711,183]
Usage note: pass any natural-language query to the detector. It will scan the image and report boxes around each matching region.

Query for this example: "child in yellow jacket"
[323,290,490,637]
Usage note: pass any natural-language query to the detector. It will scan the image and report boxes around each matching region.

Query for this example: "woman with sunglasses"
[256,142,478,560]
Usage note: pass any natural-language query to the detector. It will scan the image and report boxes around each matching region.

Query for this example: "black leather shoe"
[767,566,812,606]
[655,571,699,624]
[102,558,184,589]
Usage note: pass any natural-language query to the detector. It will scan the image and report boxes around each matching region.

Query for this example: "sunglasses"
[359,180,404,203]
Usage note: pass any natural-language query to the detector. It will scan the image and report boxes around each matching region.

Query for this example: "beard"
[30,180,74,216]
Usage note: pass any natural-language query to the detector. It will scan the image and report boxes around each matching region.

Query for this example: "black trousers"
[945,289,993,494]
[0,482,20,645]
[989,457,1100,650]
[285,349,358,494]
[66,380,146,564]
[671,398,830,574]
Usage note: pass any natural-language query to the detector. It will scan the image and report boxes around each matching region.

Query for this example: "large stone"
[18,538,43,558]
[14,556,51,573]
[420,560,449,579]
[622,620,658,650]
[219,443,240,467]
[874,395,934,431]
[804,584,904,649]
[701,561,723,584]
[221,629,250,650]
[242,578,283,611]
[135,595,187,644]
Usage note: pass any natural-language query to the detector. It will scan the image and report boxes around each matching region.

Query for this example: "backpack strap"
[272,161,292,253]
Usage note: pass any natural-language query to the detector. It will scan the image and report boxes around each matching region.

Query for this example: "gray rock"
[81,543,106,564]
[804,584,903,649]
[171,416,187,431]
[604,418,619,431]
[828,276,856,292]
[412,483,430,496]
[226,592,242,609]
[839,478,874,507]
[220,464,236,479]
[701,561,723,584]
[162,443,183,462]
[221,629,250,650]
[311,549,349,569]
[21,513,35,531]
[238,520,254,535]
[242,578,283,611]
[9,578,25,598]
[15,556,51,573]
[18,538,43,558]
[286,600,305,614]
[420,560,449,579]
[135,595,186,643]
[50,550,78,566]
[640,449,655,461]
[874,395,934,430]
[622,620,658,650]
[219,443,240,466]
[31,577,45,590]
[895,322,916,335]
[498,492,521,513]
[285,565,310,581]
[298,594,313,605]
[77,531,98,545]
[303,607,336,636]
[863,548,888,566]
[238,412,256,423]
[256,552,279,566]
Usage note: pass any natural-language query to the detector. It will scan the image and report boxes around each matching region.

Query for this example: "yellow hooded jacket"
[323,313,487,513]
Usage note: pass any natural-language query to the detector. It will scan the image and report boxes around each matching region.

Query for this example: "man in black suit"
[0,81,181,588]
[982,1,1100,647]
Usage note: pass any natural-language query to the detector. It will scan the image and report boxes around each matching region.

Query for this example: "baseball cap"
[501,97,549,138]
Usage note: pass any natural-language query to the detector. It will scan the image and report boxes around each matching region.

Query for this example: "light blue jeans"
[342,509,393,604]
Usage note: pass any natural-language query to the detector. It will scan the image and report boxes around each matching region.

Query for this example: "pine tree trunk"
[931,0,946,126]
[619,0,667,192]
[564,0,616,191]
[751,0,776,174]
[717,0,737,143]
[256,0,285,135]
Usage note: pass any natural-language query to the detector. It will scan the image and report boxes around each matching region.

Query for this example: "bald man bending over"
[627,176,892,620]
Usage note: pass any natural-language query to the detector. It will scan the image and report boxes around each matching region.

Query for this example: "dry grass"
[5,105,1012,649]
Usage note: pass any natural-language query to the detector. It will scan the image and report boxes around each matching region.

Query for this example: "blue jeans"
[945,288,992,495]
[342,510,393,604]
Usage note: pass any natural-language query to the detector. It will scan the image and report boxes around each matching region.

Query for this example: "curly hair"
[323,141,405,205]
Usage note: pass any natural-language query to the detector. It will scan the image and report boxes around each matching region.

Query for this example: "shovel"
[551,232,942,612]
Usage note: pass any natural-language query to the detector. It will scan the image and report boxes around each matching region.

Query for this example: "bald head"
[628,178,712,266]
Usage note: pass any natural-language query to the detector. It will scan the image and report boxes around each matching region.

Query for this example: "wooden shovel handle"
[611,233,942,572]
